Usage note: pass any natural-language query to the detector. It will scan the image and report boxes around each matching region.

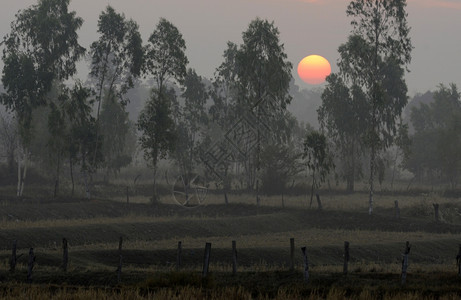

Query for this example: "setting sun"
[297,55,331,85]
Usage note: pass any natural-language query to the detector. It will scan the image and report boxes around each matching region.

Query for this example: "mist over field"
[0,0,460,299]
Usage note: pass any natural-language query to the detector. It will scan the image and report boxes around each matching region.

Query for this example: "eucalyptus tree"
[99,92,134,180]
[89,5,143,165]
[208,42,240,202]
[333,0,412,214]
[209,42,239,128]
[172,68,208,203]
[1,0,85,196]
[303,131,334,207]
[137,88,177,203]
[138,18,188,202]
[318,74,368,192]
[64,83,103,198]
[236,18,293,195]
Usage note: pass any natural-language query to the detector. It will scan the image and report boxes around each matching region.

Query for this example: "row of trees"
[0,0,303,202]
[1,0,459,210]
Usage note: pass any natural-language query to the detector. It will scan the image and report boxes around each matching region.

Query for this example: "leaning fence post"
[401,241,411,285]
[62,238,68,272]
[290,238,295,271]
[456,244,461,277]
[27,248,35,283]
[232,240,238,275]
[343,241,350,275]
[301,247,309,282]
[10,240,17,272]
[433,203,440,222]
[202,242,211,277]
[177,241,182,271]
[394,200,400,219]
[117,237,123,283]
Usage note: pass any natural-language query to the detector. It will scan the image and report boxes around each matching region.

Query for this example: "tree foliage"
[144,18,188,94]
[405,84,461,189]
[89,5,143,106]
[1,0,85,143]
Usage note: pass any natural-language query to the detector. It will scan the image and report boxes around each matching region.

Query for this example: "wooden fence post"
[202,242,211,278]
[232,240,237,275]
[394,200,400,219]
[126,187,129,204]
[290,238,295,271]
[301,247,309,282]
[316,194,322,211]
[117,237,123,283]
[433,203,440,222]
[456,244,461,277]
[401,241,411,285]
[62,238,68,272]
[27,248,35,283]
[177,241,182,271]
[10,240,17,272]
[343,241,350,275]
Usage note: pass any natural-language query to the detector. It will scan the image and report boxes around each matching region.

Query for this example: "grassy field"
[1,187,461,299]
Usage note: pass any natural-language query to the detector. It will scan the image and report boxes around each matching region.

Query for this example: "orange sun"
[297,55,331,85]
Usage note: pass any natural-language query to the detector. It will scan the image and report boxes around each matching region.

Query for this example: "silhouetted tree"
[1,0,85,196]
[405,84,461,190]
[303,131,334,207]
[89,5,143,165]
[137,89,177,203]
[334,0,412,214]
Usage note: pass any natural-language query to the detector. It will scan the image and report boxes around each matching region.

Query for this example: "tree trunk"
[54,154,61,198]
[70,157,75,197]
[310,171,315,208]
[152,166,158,204]
[346,143,355,193]
[83,169,90,200]
[16,146,21,197]
[7,150,15,175]
[19,150,28,197]
[368,144,375,215]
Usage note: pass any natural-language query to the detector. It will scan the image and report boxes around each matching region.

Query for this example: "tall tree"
[89,5,143,165]
[64,82,103,198]
[137,88,177,203]
[338,0,412,214]
[236,18,293,198]
[1,0,85,196]
[99,92,134,180]
[139,18,188,202]
[172,68,208,204]
[208,42,240,203]
[318,74,368,192]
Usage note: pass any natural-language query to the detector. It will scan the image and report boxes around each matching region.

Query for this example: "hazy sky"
[0,0,460,96]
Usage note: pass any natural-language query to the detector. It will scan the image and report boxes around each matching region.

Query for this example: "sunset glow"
[297,55,331,85]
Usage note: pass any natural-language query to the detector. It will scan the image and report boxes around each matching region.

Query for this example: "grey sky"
[1,0,460,96]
